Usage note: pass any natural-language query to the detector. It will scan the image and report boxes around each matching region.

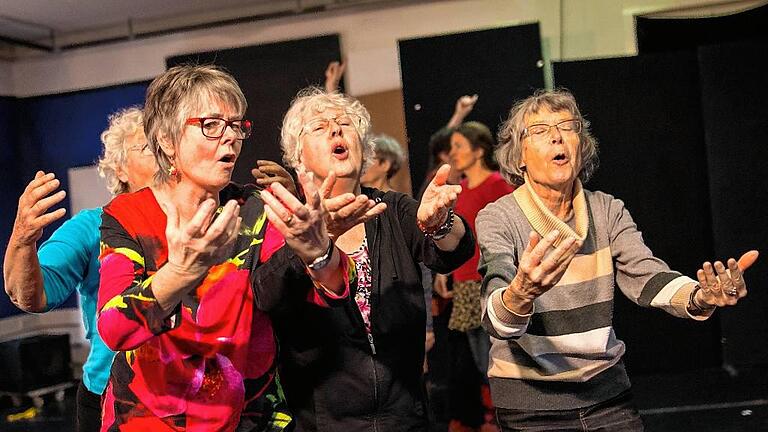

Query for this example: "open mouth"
[331,142,349,159]
[219,154,236,165]
[552,152,569,164]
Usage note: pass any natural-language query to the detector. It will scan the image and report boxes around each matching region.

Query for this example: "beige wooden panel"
[357,89,412,196]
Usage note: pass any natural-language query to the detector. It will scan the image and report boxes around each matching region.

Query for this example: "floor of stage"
[1,365,766,431]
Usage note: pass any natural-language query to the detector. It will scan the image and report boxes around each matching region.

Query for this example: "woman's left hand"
[320,171,387,239]
[417,164,462,231]
[695,250,759,308]
[252,160,297,197]
[261,167,330,264]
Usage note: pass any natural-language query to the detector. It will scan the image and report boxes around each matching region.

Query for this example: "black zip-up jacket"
[265,187,474,432]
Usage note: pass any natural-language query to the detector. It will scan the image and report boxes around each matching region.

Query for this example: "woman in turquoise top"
[3,107,157,432]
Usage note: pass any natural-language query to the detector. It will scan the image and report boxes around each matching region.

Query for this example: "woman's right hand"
[11,171,67,245]
[261,167,331,264]
[503,230,582,314]
[164,199,242,278]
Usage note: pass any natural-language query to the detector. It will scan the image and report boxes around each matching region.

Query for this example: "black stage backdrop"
[637,5,768,369]
[697,38,768,367]
[167,35,342,185]
[553,51,722,374]
[399,24,544,193]
[636,3,768,55]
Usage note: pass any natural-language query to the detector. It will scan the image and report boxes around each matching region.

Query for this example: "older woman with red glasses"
[97,66,352,432]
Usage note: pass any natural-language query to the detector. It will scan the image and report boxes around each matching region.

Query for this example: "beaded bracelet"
[418,208,455,240]
[688,284,715,315]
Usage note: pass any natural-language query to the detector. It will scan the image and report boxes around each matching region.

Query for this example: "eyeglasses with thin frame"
[300,114,361,137]
[522,119,582,140]
[127,143,153,156]
[186,117,253,139]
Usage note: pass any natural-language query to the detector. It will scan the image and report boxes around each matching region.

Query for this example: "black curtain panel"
[636,3,768,54]
[553,51,721,374]
[167,35,342,185]
[398,24,544,192]
[0,96,23,320]
[697,38,768,367]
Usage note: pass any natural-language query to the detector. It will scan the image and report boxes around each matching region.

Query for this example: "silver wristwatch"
[306,239,335,271]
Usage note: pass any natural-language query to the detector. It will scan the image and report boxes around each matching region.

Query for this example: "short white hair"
[97,107,144,195]
[280,87,375,172]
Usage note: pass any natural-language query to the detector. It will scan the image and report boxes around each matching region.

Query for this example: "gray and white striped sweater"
[476,182,710,410]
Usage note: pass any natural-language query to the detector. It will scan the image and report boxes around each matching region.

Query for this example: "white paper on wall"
[68,164,113,214]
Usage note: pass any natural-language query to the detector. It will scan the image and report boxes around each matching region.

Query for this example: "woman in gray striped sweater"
[476,88,758,431]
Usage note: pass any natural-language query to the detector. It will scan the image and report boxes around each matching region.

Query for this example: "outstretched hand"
[11,171,67,245]
[503,230,582,314]
[321,171,386,239]
[417,164,462,231]
[694,250,759,308]
[261,167,331,264]
[164,199,241,277]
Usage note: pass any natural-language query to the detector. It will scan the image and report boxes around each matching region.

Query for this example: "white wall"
[8,0,737,98]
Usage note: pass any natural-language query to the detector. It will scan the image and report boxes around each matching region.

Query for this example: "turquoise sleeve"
[38,208,101,310]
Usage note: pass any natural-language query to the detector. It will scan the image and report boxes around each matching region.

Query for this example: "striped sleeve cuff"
[649,275,712,320]
[486,288,533,338]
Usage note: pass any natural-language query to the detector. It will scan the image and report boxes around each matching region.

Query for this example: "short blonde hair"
[144,64,247,184]
[280,87,374,172]
[97,107,144,195]
[496,88,599,186]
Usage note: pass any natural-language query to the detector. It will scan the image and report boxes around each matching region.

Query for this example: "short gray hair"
[496,88,599,186]
[97,107,144,195]
[144,64,247,184]
[371,134,405,179]
[280,87,374,172]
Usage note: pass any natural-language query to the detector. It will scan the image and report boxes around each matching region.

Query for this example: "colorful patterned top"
[97,187,352,432]
[349,237,372,333]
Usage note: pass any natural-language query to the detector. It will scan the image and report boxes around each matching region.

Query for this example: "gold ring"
[285,214,293,224]
[726,288,738,296]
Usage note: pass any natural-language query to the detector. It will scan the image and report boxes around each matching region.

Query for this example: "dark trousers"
[495,390,644,432]
[76,381,102,432]
[447,329,485,427]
